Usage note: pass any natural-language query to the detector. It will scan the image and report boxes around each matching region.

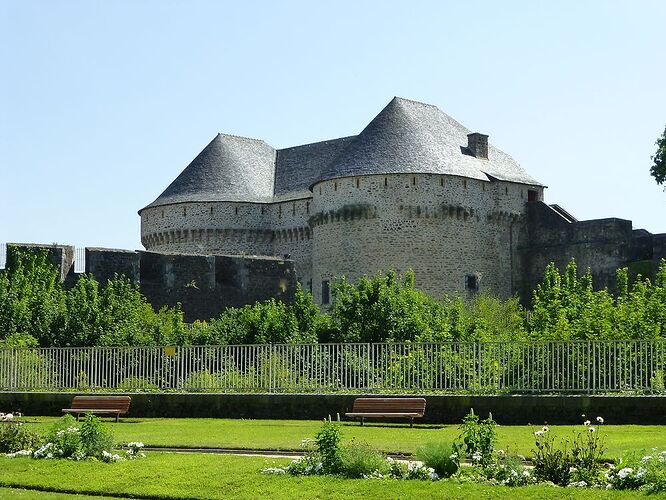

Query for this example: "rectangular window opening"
[321,280,330,305]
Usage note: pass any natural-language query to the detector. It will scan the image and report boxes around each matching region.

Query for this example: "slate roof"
[274,136,355,200]
[141,97,542,212]
[316,97,542,186]
[142,134,276,210]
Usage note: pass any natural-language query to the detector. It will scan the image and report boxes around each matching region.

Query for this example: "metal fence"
[1,341,665,394]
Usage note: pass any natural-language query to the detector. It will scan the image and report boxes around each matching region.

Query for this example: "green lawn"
[0,489,113,499]
[22,417,666,459]
[0,453,653,500]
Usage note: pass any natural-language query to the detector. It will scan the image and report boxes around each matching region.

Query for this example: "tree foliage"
[1,248,665,347]
[650,126,666,186]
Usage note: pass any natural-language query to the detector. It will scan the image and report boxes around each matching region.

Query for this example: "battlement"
[3,243,296,322]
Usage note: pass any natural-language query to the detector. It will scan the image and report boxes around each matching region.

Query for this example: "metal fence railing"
[1,341,665,394]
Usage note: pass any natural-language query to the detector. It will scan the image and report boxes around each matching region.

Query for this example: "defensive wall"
[2,392,665,424]
[4,244,297,322]
[518,202,666,300]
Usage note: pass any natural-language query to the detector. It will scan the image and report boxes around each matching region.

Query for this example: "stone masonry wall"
[310,173,542,303]
[4,244,296,322]
[518,202,634,300]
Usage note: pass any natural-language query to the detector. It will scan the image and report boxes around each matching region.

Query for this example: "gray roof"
[142,134,275,211]
[274,136,355,199]
[141,97,542,212]
[316,97,542,186]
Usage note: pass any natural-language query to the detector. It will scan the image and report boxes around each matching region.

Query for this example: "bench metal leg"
[360,417,364,427]
[116,413,119,423]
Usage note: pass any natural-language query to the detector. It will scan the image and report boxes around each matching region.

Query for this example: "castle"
[140,97,666,305]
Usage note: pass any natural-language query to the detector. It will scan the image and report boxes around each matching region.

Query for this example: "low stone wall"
[2,392,665,424]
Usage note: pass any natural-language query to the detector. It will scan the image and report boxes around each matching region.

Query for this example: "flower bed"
[263,411,666,493]
[2,410,144,463]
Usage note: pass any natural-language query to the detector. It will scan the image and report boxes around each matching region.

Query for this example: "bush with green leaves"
[531,426,572,486]
[0,414,41,453]
[315,416,343,473]
[458,409,497,467]
[339,441,388,478]
[570,416,606,484]
[416,441,461,478]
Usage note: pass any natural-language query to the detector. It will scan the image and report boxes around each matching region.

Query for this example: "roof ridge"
[392,96,439,108]
[277,135,356,152]
[217,132,271,145]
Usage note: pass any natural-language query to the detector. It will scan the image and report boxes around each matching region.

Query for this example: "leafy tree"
[0,248,66,345]
[63,274,103,346]
[650,126,666,186]
[328,270,452,343]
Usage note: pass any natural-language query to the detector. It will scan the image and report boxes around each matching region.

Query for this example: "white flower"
[641,455,653,463]
[262,467,287,475]
[472,451,483,462]
[617,467,634,479]
[596,416,604,424]
[583,420,591,426]
[588,427,596,433]
[542,426,549,432]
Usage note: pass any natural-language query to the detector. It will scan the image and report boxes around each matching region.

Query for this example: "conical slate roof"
[141,133,275,211]
[315,97,541,186]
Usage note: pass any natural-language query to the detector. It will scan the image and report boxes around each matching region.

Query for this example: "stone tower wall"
[140,198,313,291]
[310,173,538,303]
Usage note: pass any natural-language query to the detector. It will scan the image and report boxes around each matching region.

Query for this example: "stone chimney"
[467,133,488,160]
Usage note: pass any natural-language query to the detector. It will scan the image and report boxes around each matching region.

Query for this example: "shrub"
[339,441,388,478]
[570,416,606,484]
[416,441,460,478]
[486,451,533,486]
[605,450,666,493]
[79,413,114,459]
[0,414,41,453]
[458,408,497,467]
[532,426,572,486]
[315,417,342,474]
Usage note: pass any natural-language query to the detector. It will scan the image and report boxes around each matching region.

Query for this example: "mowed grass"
[0,453,654,500]
[21,417,666,459]
[0,489,114,499]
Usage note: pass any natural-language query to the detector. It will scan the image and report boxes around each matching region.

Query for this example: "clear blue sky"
[1,0,665,252]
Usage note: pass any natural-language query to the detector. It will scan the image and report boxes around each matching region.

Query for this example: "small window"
[321,280,330,305]
[528,189,538,202]
[463,180,467,189]
[210,206,214,215]
[292,203,296,215]
[465,274,479,293]
[505,187,508,195]
[306,201,310,214]
[440,178,444,187]
[261,206,265,214]
[183,207,187,216]
[161,210,164,218]
[235,206,238,215]
[356,178,360,188]
[334,182,337,191]
[412,176,416,185]
[384,177,388,187]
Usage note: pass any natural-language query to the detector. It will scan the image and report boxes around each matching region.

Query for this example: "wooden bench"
[345,397,426,427]
[62,396,131,422]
